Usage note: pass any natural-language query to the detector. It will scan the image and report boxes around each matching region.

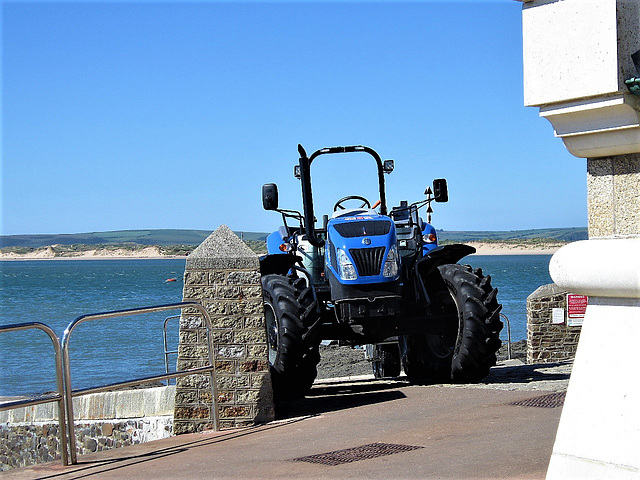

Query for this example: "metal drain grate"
[510,391,566,408]
[292,442,424,466]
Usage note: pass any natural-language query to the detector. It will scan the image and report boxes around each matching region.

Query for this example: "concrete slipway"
[4,360,571,479]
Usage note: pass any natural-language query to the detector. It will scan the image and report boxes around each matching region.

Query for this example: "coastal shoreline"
[0,241,562,260]
[0,256,186,261]
[466,241,562,255]
[0,246,186,261]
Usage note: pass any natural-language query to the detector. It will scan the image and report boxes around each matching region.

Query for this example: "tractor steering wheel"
[333,195,371,211]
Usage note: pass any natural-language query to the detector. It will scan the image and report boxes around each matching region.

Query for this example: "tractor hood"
[326,213,399,285]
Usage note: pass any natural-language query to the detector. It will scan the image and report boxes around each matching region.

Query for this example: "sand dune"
[1,241,563,260]
[0,246,181,260]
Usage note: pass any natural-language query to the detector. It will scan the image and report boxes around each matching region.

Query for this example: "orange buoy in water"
[165,278,177,282]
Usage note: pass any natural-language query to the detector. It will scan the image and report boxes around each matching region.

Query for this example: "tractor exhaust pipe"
[298,144,325,247]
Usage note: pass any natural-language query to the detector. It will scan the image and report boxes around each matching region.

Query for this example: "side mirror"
[262,183,279,210]
[383,159,394,173]
[433,178,448,203]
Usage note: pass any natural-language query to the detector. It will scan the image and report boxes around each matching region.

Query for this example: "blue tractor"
[260,145,503,397]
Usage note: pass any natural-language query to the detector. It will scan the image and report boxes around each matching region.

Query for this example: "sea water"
[0,255,552,397]
[0,259,186,397]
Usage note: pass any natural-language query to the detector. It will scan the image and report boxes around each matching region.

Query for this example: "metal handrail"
[500,313,512,360]
[61,301,217,465]
[0,322,69,466]
[163,314,181,385]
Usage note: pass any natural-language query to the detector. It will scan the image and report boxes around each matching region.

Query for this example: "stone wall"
[174,225,274,433]
[0,386,174,471]
[527,283,582,364]
[0,418,172,471]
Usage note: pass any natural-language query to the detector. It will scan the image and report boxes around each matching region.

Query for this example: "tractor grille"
[349,247,385,276]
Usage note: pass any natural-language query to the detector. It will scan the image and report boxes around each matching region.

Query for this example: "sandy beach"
[0,246,185,261]
[466,241,562,255]
[0,241,563,260]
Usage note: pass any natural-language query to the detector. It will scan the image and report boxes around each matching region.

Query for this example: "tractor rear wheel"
[399,331,455,383]
[370,343,401,379]
[261,274,320,398]
[401,264,502,383]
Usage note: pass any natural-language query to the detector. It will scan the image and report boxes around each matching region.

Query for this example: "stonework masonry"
[0,386,175,471]
[587,153,640,238]
[174,225,274,433]
[527,283,582,364]
[0,418,171,471]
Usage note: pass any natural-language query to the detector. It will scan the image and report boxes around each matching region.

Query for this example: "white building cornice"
[539,93,640,158]
[522,0,640,158]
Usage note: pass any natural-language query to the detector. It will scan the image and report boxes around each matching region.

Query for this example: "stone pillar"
[587,154,640,238]
[173,225,274,433]
[520,0,640,477]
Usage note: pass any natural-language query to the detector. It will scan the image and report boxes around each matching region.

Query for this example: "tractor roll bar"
[297,144,389,248]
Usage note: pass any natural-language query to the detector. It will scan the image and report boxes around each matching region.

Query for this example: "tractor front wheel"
[261,274,319,398]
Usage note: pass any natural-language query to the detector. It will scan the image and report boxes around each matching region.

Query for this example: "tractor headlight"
[423,233,437,243]
[383,244,399,278]
[337,248,357,280]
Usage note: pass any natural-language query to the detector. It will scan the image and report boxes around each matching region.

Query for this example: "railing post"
[61,325,78,464]
[0,323,69,466]
[499,313,512,361]
[61,302,216,465]
[163,315,181,385]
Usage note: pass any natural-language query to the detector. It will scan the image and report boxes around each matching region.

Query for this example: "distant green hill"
[0,227,587,249]
[0,229,268,248]
[438,227,588,243]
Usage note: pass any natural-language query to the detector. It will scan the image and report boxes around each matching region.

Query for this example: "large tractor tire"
[370,343,401,379]
[401,264,502,383]
[400,331,452,382]
[261,274,320,398]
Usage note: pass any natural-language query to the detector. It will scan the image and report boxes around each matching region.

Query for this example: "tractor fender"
[259,253,303,276]
[416,244,476,276]
[413,244,476,304]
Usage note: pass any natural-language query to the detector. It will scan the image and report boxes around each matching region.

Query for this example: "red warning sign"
[567,294,588,320]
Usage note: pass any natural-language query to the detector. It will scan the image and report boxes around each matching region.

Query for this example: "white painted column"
[520,0,640,477]
[547,240,640,477]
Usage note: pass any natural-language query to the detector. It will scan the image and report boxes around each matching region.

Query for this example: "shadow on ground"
[277,360,572,419]
[483,362,572,385]
[275,378,409,420]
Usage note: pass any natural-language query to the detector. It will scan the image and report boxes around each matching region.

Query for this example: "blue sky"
[1,0,587,236]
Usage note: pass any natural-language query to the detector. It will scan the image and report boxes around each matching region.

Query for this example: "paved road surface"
[4,360,571,479]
